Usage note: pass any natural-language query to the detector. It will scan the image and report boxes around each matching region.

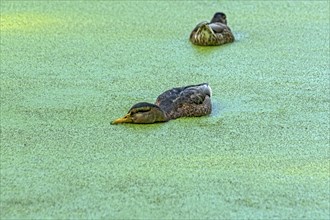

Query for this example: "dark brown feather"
[155,83,212,120]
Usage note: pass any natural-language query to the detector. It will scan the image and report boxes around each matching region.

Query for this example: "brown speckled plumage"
[111,83,212,124]
[190,12,234,46]
[155,83,212,120]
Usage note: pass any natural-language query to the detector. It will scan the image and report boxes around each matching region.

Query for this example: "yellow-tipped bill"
[111,114,132,125]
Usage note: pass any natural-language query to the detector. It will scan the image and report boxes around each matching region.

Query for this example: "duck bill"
[111,114,132,125]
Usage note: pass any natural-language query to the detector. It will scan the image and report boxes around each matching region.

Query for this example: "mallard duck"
[111,83,212,124]
[190,12,234,46]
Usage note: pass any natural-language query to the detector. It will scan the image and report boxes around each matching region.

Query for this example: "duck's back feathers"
[155,83,212,120]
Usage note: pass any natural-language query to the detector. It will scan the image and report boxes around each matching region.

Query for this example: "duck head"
[111,102,168,124]
[210,12,227,24]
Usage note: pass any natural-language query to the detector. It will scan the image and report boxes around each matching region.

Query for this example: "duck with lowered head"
[111,83,212,124]
[190,12,234,46]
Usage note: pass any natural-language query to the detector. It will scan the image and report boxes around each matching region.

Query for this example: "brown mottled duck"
[111,83,212,124]
[190,12,234,46]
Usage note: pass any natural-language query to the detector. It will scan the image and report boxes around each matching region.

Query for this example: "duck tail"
[201,83,212,97]
[190,83,212,97]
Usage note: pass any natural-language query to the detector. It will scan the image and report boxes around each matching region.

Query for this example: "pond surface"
[1,1,329,219]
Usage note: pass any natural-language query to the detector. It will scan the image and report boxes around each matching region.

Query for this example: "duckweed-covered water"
[1,1,329,219]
